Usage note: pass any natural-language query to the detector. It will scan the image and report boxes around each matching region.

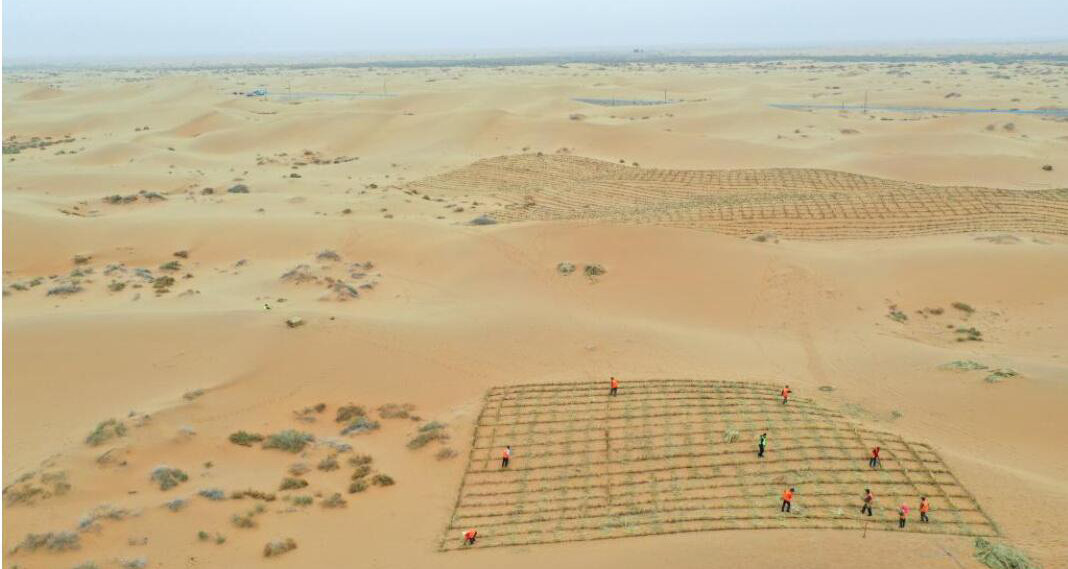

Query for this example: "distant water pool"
[770,103,1068,116]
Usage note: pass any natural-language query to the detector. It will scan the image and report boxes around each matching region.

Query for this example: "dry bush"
[13,531,80,553]
[150,466,188,491]
[371,474,395,487]
[335,404,366,423]
[263,430,314,453]
[198,488,225,501]
[351,465,372,480]
[279,477,308,491]
[348,480,368,493]
[407,422,449,449]
[321,493,346,508]
[340,417,380,436]
[348,454,373,467]
[378,403,415,419]
[317,455,340,471]
[228,431,263,447]
[974,537,1038,569]
[436,447,458,460]
[264,538,297,557]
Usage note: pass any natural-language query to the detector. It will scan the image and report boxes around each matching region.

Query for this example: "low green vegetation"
[150,466,188,491]
[263,430,314,453]
[228,431,264,446]
[85,419,127,446]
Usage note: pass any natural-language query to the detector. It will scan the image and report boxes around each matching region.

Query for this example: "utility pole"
[864,90,869,113]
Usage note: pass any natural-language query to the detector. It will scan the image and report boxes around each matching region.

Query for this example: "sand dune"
[4,57,1068,569]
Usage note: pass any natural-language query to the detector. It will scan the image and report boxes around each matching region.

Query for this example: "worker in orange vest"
[781,487,794,513]
[501,445,511,468]
[919,497,930,523]
[898,503,910,528]
[869,446,881,469]
[610,376,619,396]
[463,529,478,545]
[780,385,791,404]
[861,488,874,516]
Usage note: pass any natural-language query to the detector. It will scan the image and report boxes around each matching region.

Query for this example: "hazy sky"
[4,0,1067,61]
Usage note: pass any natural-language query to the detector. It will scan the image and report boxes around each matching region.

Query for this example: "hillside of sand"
[4,57,1068,569]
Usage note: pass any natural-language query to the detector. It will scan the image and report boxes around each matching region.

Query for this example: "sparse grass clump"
[229,489,275,501]
[85,419,127,446]
[264,538,297,557]
[335,404,366,423]
[120,557,148,569]
[941,360,988,371]
[317,455,340,471]
[435,447,458,460]
[378,403,415,419]
[974,537,1039,569]
[351,465,372,480]
[348,480,368,493]
[164,498,188,512]
[159,261,182,271]
[263,430,314,453]
[198,531,226,544]
[228,431,263,447]
[292,495,313,506]
[348,454,373,467]
[47,284,84,296]
[198,488,226,501]
[371,474,395,487]
[985,369,1019,383]
[583,264,606,278]
[407,422,449,449]
[723,429,740,443]
[278,477,308,491]
[14,531,80,553]
[150,466,189,491]
[152,275,175,292]
[556,262,576,275]
[340,416,380,436]
[231,513,257,528]
[887,308,908,323]
[955,327,983,342]
[321,493,346,508]
[952,302,975,314]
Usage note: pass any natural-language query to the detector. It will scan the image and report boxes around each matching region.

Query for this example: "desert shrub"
[348,480,368,493]
[152,275,175,291]
[183,389,205,401]
[71,562,99,569]
[264,538,297,557]
[956,327,983,342]
[723,429,740,443]
[150,466,189,491]
[941,360,988,371]
[351,465,372,480]
[47,284,84,296]
[285,317,305,328]
[317,455,340,471]
[292,495,313,506]
[952,302,975,314]
[556,262,576,275]
[159,261,182,271]
[288,463,310,476]
[378,403,415,419]
[227,184,250,194]
[348,454,373,467]
[407,422,449,449]
[371,474,394,487]
[435,447,458,460]
[818,385,835,392]
[164,498,187,512]
[14,531,80,552]
[108,281,127,292]
[263,430,314,453]
[318,438,352,452]
[279,477,308,491]
[321,493,346,508]
[121,557,147,569]
[228,431,263,446]
[340,416,380,436]
[198,488,226,501]
[887,309,908,323]
[583,264,606,277]
[231,513,257,529]
[469,215,497,225]
[73,254,92,265]
[230,489,275,501]
[985,369,1019,383]
[335,404,366,423]
[974,537,1039,569]
[85,419,127,446]
[78,504,130,530]
[317,250,341,261]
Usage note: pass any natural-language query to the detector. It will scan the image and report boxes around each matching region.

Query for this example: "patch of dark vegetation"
[371,474,395,487]
[887,305,908,323]
[583,264,606,278]
[348,479,368,493]
[227,184,250,194]
[317,455,340,472]
[228,431,264,447]
[86,419,127,446]
[159,261,182,272]
[12,531,80,553]
[150,466,189,491]
[435,447,458,460]
[197,531,227,544]
[47,284,84,296]
[556,262,576,275]
[407,421,449,449]
[335,404,366,423]
[198,488,226,501]
[340,417,380,436]
[279,477,308,491]
[974,537,1039,569]
[952,302,975,314]
[293,403,326,422]
[230,489,276,501]
[378,403,415,419]
[263,538,297,557]
[348,454,373,467]
[321,493,346,508]
[316,250,341,262]
[985,369,1018,383]
[469,215,497,225]
[263,430,314,453]
[955,327,983,342]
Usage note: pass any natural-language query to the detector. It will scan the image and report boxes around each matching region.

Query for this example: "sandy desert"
[3,51,1068,569]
